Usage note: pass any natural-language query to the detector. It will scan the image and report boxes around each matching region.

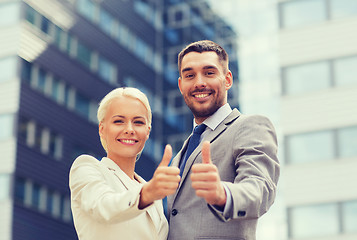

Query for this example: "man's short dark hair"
[178,40,229,76]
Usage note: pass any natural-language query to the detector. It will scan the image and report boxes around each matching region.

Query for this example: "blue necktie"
[180,124,206,176]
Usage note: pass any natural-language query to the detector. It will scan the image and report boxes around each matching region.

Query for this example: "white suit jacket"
[69,155,168,240]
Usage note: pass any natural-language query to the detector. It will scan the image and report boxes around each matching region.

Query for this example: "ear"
[99,122,104,138]
[146,126,151,140]
[178,77,183,94]
[225,71,233,90]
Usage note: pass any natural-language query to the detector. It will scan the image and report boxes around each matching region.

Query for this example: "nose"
[124,122,134,134]
[194,74,207,88]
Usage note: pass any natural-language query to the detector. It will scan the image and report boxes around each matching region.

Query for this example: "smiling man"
[167,40,280,240]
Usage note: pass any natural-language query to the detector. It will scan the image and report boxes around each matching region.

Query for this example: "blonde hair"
[97,87,152,152]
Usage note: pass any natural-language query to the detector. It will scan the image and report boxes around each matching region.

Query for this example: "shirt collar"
[193,103,232,131]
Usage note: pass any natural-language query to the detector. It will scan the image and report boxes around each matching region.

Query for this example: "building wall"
[0,2,22,238]
[212,0,357,239]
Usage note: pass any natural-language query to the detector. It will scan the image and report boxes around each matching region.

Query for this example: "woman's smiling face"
[99,96,150,161]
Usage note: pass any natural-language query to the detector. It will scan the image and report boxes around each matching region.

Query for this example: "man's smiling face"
[178,51,232,124]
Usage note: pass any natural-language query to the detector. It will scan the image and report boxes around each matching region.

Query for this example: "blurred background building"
[0,0,238,239]
[209,0,357,240]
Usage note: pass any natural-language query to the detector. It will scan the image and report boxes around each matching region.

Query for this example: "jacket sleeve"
[210,115,280,221]
[69,155,146,223]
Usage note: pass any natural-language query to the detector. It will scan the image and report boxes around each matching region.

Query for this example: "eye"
[113,119,124,124]
[134,120,145,125]
[206,71,215,76]
[184,73,194,79]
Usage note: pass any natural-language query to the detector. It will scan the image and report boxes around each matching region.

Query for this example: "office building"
[0,0,238,239]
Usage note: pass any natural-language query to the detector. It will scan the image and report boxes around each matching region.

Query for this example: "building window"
[31,183,41,210]
[51,77,63,103]
[21,60,99,123]
[334,56,357,86]
[24,5,37,26]
[338,126,357,158]
[0,174,10,201]
[330,0,357,19]
[21,59,32,84]
[24,4,117,84]
[286,125,357,164]
[77,41,93,69]
[279,0,357,29]
[165,28,180,44]
[133,0,161,29]
[0,114,14,140]
[49,133,63,160]
[0,1,20,27]
[342,200,357,233]
[168,4,189,27]
[288,203,339,238]
[60,195,72,222]
[40,15,51,34]
[17,116,30,144]
[99,8,114,36]
[14,177,72,222]
[75,93,90,119]
[77,0,98,22]
[98,56,117,84]
[0,56,17,82]
[282,61,330,95]
[17,116,63,160]
[286,130,334,164]
[279,0,326,29]
[37,68,47,94]
[14,177,26,203]
[46,189,54,214]
[283,56,357,96]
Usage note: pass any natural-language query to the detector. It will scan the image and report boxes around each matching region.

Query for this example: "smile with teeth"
[119,139,137,144]
[194,93,210,98]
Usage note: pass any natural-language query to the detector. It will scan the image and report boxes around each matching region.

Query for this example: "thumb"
[159,144,172,167]
[201,141,212,164]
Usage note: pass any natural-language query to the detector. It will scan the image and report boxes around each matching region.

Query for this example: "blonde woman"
[69,87,180,240]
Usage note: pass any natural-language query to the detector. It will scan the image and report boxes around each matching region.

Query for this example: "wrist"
[139,184,153,209]
[216,185,227,206]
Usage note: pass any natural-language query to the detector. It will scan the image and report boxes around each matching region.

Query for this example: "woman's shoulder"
[71,154,100,169]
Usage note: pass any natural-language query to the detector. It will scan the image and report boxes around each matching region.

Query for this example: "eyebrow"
[181,65,218,74]
[112,115,146,120]
[181,67,193,73]
[203,65,218,70]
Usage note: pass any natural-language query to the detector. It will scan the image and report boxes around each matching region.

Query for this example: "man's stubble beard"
[183,91,225,119]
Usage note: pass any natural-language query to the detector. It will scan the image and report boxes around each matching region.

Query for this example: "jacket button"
[237,210,246,217]
[171,209,178,216]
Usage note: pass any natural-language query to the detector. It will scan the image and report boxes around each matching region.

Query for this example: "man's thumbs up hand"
[139,145,180,209]
[191,141,227,206]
